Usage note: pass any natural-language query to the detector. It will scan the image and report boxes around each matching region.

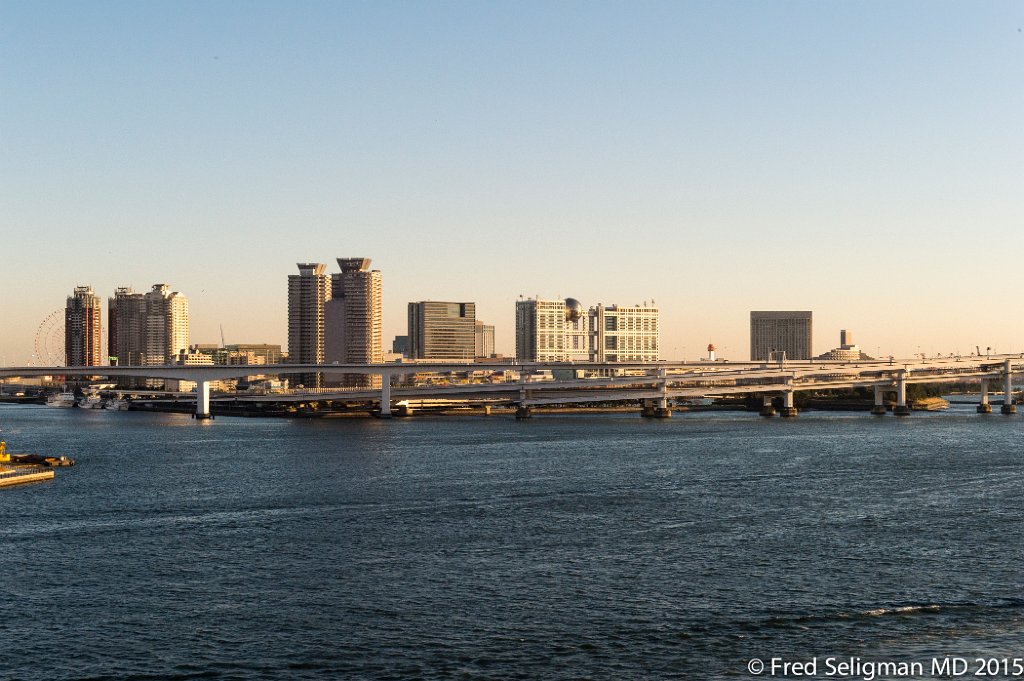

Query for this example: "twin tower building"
[287,259,382,389]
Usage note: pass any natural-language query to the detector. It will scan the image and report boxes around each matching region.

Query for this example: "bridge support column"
[893,370,910,416]
[1001,360,1016,414]
[759,395,776,417]
[977,379,992,414]
[377,374,392,418]
[397,403,414,417]
[871,385,887,415]
[641,399,656,418]
[516,387,532,420]
[654,397,672,418]
[779,390,797,418]
[193,380,213,420]
[653,369,671,417]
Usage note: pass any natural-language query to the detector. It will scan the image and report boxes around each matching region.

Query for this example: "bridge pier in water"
[653,369,671,417]
[893,370,910,416]
[193,380,213,420]
[759,395,776,417]
[871,385,887,415]
[978,379,992,413]
[516,386,532,419]
[654,397,671,418]
[779,390,798,418]
[1001,360,1016,414]
[641,399,656,418]
[377,375,393,418]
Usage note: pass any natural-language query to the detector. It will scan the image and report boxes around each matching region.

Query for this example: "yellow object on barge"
[0,440,71,487]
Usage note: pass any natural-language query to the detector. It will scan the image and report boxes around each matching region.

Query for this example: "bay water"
[2,402,1022,679]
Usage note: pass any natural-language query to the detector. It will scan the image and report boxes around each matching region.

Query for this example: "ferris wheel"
[32,310,65,366]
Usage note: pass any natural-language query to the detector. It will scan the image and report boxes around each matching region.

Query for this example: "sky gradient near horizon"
[2,1,1022,364]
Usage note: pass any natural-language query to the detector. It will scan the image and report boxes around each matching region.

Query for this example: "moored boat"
[104,398,129,411]
[45,392,76,408]
[78,393,104,409]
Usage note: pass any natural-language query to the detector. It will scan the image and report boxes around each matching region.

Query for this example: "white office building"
[515,297,659,363]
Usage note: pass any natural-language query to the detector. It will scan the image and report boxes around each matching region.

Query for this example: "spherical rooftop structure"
[564,298,584,322]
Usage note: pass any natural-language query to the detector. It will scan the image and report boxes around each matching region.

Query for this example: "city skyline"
[2,2,1022,364]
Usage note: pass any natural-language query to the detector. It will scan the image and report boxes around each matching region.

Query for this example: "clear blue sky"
[2,1,1021,364]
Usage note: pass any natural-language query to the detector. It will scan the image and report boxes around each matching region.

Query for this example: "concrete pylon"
[779,388,797,417]
[655,397,672,418]
[871,385,887,415]
[378,373,392,418]
[193,379,213,420]
[654,369,672,417]
[641,399,656,418]
[1001,360,1016,414]
[893,369,910,416]
[977,379,992,414]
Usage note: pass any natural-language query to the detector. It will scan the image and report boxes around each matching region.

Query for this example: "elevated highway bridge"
[2,355,1021,420]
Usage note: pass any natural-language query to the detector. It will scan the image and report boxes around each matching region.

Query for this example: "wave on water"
[755,599,1024,630]
[860,605,941,617]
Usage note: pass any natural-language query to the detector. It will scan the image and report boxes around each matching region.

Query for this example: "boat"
[78,393,104,409]
[104,398,129,411]
[45,392,76,408]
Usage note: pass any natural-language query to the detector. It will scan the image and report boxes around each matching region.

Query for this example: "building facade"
[516,297,658,363]
[287,263,329,389]
[106,284,188,386]
[143,284,189,388]
[225,344,283,365]
[109,287,145,387]
[516,298,590,362]
[324,258,383,388]
[392,335,409,356]
[65,285,103,367]
[407,301,476,360]
[815,329,873,361]
[475,320,495,359]
[143,284,189,365]
[750,311,813,361]
[590,303,660,362]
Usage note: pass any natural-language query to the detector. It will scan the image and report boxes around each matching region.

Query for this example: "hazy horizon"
[3,1,1022,365]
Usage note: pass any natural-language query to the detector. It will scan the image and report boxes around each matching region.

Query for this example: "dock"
[0,440,71,487]
[0,467,56,487]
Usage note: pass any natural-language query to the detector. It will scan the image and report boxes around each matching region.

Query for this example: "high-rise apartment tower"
[287,263,329,389]
[65,285,103,367]
[325,258,383,388]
